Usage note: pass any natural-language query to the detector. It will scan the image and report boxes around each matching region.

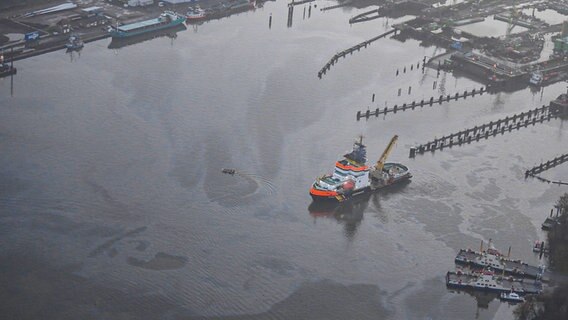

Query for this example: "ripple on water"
[193,280,392,320]
[206,170,277,207]
[127,252,188,271]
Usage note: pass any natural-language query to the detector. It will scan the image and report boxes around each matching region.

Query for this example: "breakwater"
[318,29,396,78]
[357,87,486,120]
[409,105,559,157]
[525,154,568,184]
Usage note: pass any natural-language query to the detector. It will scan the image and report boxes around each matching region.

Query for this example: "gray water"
[1,2,567,319]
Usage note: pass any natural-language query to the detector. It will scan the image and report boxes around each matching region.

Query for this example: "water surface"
[1,1,567,319]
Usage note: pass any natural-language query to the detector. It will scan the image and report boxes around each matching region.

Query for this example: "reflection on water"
[309,194,370,239]
[65,48,82,63]
[308,180,411,239]
[448,287,499,310]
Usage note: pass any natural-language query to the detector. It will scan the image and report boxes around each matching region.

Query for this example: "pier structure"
[356,87,486,120]
[318,29,396,78]
[349,9,381,24]
[409,105,559,157]
[525,154,568,178]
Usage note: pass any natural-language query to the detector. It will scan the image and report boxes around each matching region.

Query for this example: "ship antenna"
[358,134,363,145]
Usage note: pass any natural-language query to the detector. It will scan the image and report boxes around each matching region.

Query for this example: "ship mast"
[375,135,398,171]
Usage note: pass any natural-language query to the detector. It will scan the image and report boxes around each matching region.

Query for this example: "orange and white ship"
[309,135,411,202]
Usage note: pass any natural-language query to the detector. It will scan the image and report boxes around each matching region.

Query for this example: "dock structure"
[349,9,381,24]
[549,93,568,118]
[446,271,542,295]
[525,153,568,178]
[409,105,559,158]
[318,29,396,78]
[455,249,549,281]
[356,87,486,121]
[451,51,568,87]
[452,52,526,83]
[493,13,548,30]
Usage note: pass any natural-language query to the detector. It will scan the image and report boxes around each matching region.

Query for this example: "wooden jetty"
[409,105,559,157]
[356,87,486,121]
[318,29,396,78]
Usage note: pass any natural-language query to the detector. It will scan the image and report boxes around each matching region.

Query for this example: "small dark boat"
[222,168,236,175]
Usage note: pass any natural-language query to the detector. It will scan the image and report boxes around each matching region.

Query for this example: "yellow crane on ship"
[374,135,398,171]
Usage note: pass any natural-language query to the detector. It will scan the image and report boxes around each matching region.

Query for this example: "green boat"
[109,11,186,39]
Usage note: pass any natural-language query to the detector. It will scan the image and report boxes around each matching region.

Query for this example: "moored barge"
[446,269,542,295]
[455,240,548,280]
[109,11,186,38]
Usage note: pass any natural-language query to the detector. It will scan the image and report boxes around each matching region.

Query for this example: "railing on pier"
[525,154,568,186]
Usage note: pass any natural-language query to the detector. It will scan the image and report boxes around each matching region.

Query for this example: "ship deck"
[455,249,548,280]
[446,272,542,294]
[118,18,166,32]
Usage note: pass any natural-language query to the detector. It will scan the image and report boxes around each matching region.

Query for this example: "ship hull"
[310,174,411,203]
[310,186,371,203]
